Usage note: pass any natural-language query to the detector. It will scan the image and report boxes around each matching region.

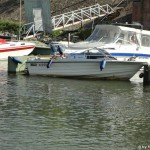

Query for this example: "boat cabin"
[53,24,150,61]
[86,24,150,48]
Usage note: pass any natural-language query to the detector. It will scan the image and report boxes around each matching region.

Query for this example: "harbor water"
[0,61,150,150]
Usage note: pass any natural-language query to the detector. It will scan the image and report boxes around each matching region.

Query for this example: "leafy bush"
[0,20,19,34]
[52,28,92,41]
[74,28,92,40]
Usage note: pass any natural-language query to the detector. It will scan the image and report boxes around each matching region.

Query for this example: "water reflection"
[0,61,150,150]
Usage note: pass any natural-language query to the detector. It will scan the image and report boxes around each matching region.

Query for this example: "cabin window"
[141,35,150,47]
[127,32,138,44]
[116,33,125,44]
[86,28,118,43]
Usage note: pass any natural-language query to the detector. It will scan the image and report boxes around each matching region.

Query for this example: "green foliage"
[52,30,64,37]
[75,28,92,40]
[52,29,78,38]
[0,20,19,34]
[52,28,92,41]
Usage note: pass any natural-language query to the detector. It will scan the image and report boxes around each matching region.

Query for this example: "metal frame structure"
[51,4,114,30]
[21,3,115,39]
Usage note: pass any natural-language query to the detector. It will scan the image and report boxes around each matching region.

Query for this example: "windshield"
[141,34,150,47]
[86,27,120,44]
[115,30,139,45]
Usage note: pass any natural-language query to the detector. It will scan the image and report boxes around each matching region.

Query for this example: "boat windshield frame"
[85,25,121,44]
[68,47,116,60]
[85,25,143,47]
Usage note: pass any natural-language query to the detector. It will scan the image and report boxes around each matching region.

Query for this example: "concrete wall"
[132,0,150,30]
[24,0,52,33]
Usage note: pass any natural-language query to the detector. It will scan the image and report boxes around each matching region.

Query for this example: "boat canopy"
[86,24,150,48]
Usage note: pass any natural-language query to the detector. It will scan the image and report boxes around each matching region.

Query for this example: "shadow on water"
[0,61,150,150]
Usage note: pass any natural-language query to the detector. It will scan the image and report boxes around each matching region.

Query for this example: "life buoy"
[50,44,57,54]
[57,45,63,55]
[100,59,106,71]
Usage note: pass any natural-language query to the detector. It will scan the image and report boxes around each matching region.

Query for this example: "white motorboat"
[64,24,150,62]
[26,48,146,80]
[0,38,35,60]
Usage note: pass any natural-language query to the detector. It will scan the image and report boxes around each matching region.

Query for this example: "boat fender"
[50,44,57,55]
[11,57,22,64]
[100,59,106,71]
[139,72,144,78]
[47,59,52,68]
[57,45,63,55]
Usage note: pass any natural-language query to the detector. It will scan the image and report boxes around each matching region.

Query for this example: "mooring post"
[143,64,150,85]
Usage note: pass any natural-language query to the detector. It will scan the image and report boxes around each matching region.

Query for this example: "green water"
[0,61,150,150]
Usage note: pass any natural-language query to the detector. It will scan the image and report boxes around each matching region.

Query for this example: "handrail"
[21,2,127,39]
[100,0,132,22]
[51,4,114,30]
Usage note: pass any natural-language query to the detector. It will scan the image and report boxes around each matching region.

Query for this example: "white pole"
[68,33,70,47]
[19,0,22,40]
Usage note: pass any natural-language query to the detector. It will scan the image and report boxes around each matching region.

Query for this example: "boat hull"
[0,41,35,60]
[26,59,144,80]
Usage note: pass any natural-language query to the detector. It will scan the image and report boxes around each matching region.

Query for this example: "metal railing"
[21,20,43,39]
[51,3,114,30]
[21,3,114,39]
[22,1,136,40]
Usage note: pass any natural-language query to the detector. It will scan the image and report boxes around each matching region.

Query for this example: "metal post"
[143,64,150,85]
[68,33,70,47]
[19,0,22,41]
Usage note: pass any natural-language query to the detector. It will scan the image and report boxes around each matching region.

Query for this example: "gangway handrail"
[51,4,114,30]
[21,3,116,39]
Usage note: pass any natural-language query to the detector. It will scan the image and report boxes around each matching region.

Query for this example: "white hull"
[64,24,150,62]
[26,59,145,80]
[0,41,35,60]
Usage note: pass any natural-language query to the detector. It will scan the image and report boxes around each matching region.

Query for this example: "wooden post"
[143,64,150,85]
[141,0,144,25]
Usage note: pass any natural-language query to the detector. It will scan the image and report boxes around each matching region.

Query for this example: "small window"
[128,32,138,44]
[141,35,150,47]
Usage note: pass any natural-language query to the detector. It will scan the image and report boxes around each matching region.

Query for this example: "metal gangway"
[51,3,114,30]
[21,3,115,39]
